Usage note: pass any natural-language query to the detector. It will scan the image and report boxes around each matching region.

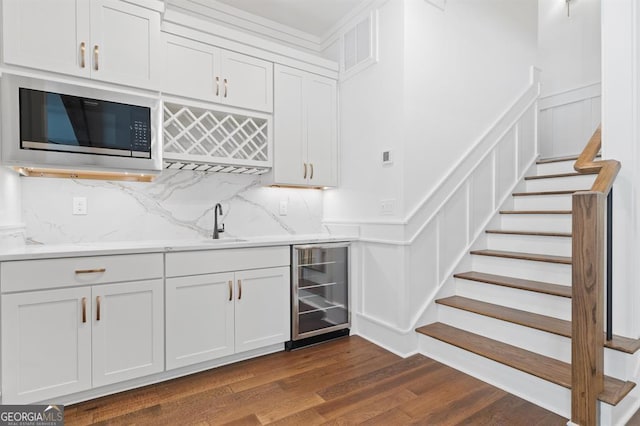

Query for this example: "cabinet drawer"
[0,254,164,293]
[166,246,290,277]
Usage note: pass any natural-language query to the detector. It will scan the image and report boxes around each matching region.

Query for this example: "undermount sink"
[201,238,246,244]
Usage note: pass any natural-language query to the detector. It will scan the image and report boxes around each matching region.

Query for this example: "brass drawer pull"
[237,279,242,300]
[75,268,106,274]
[81,297,87,323]
[96,296,101,321]
[228,280,233,301]
[80,42,86,68]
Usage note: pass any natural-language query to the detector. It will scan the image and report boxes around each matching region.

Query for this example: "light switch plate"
[73,197,87,215]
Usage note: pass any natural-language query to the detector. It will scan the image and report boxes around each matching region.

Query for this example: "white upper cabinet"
[274,65,337,187]
[2,0,160,90]
[162,33,273,112]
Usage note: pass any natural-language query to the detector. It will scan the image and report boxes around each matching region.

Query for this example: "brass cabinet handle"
[224,78,228,98]
[228,280,233,301]
[94,45,99,71]
[75,268,106,274]
[80,42,86,68]
[303,163,307,179]
[237,279,242,300]
[216,76,220,96]
[81,297,87,323]
[96,296,101,321]
[310,163,314,180]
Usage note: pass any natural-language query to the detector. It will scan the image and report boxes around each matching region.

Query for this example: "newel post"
[571,191,605,426]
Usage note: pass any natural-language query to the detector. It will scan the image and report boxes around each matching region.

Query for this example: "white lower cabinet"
[166,272,236,369]
[165,247,290,370]
[92,280,164,387]
[0,254,164,404]
[1,287,92,404]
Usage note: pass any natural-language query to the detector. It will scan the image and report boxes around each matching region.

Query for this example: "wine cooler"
[286,242,350,349]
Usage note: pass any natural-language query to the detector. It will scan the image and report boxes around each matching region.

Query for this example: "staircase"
[415,153,640,423]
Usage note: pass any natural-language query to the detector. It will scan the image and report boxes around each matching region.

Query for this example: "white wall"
[323,0,406,222]
[403,0,538,214]
[538,0,601,97]
[20,171,325,244]
[0,167,24,249]
[537,0,601,158]
[601,0,639,340]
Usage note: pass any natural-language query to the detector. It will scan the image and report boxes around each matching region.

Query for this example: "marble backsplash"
[21,170,326,245]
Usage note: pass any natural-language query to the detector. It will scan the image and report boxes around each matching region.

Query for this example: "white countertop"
[0,234,356,261]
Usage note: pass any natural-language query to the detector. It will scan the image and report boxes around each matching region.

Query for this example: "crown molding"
[166,0,323,52]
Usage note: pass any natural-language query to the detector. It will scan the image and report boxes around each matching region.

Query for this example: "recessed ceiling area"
[212,0,365,37]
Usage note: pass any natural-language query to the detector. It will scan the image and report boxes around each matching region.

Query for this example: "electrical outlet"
[279,200,288,216]
[380,199,395,215]
[73,197,87,215]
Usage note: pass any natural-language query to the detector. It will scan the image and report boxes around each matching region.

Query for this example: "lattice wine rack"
[163,102,271,174]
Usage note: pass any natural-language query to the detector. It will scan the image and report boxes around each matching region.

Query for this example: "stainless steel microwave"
[0,74,162,174]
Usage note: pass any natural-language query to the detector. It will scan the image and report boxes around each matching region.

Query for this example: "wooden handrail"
[571,126,620,425]
[574,126,621,194]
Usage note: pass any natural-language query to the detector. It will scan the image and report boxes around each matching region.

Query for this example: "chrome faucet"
[213,203,225,239]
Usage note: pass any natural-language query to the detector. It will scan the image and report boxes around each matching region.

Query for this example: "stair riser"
[525,174,596,192]
[486,234,571,257]
[469,255,571,285]
[513,194,573,211]
[500,214,572,233]
[455,277,571,319]
[418,334,571,418]
[438,305,631,379]
[535,161,577,175]
[438,305,570,362]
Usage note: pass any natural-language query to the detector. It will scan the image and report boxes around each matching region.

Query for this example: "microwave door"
[60,95,92,148]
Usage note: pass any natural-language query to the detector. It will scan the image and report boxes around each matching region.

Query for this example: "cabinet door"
[306,75,338,187]
[166,272,235,370]
[162,34,221,102]
[234,267,290,353]
[273,65,307,186]
[90,0,160,90]
[92,279,164,387]
[221,50,273,112]
[2,0,90,77]
[1,288,92,404]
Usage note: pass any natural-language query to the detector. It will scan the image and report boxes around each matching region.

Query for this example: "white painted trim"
[539,82,601,110]
[122,0,165,13]
[167,0,321,51]
[161,12,339,78]
[424,0,447,11]
[0,224,25,232]
[353,155,537,335]
[323,67,540,244]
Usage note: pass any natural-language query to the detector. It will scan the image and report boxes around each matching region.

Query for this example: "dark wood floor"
[65,336,567,425]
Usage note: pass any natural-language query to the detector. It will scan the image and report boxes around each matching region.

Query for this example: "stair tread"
[512,190,579,197]
[470,249,572,265]
[499,210,572,215]
[536,154,600,164]
[436,296,640,354]
[486,229,572,238]
[454,271,572,297]
[415,322,636,405]
[525,171,597,180]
